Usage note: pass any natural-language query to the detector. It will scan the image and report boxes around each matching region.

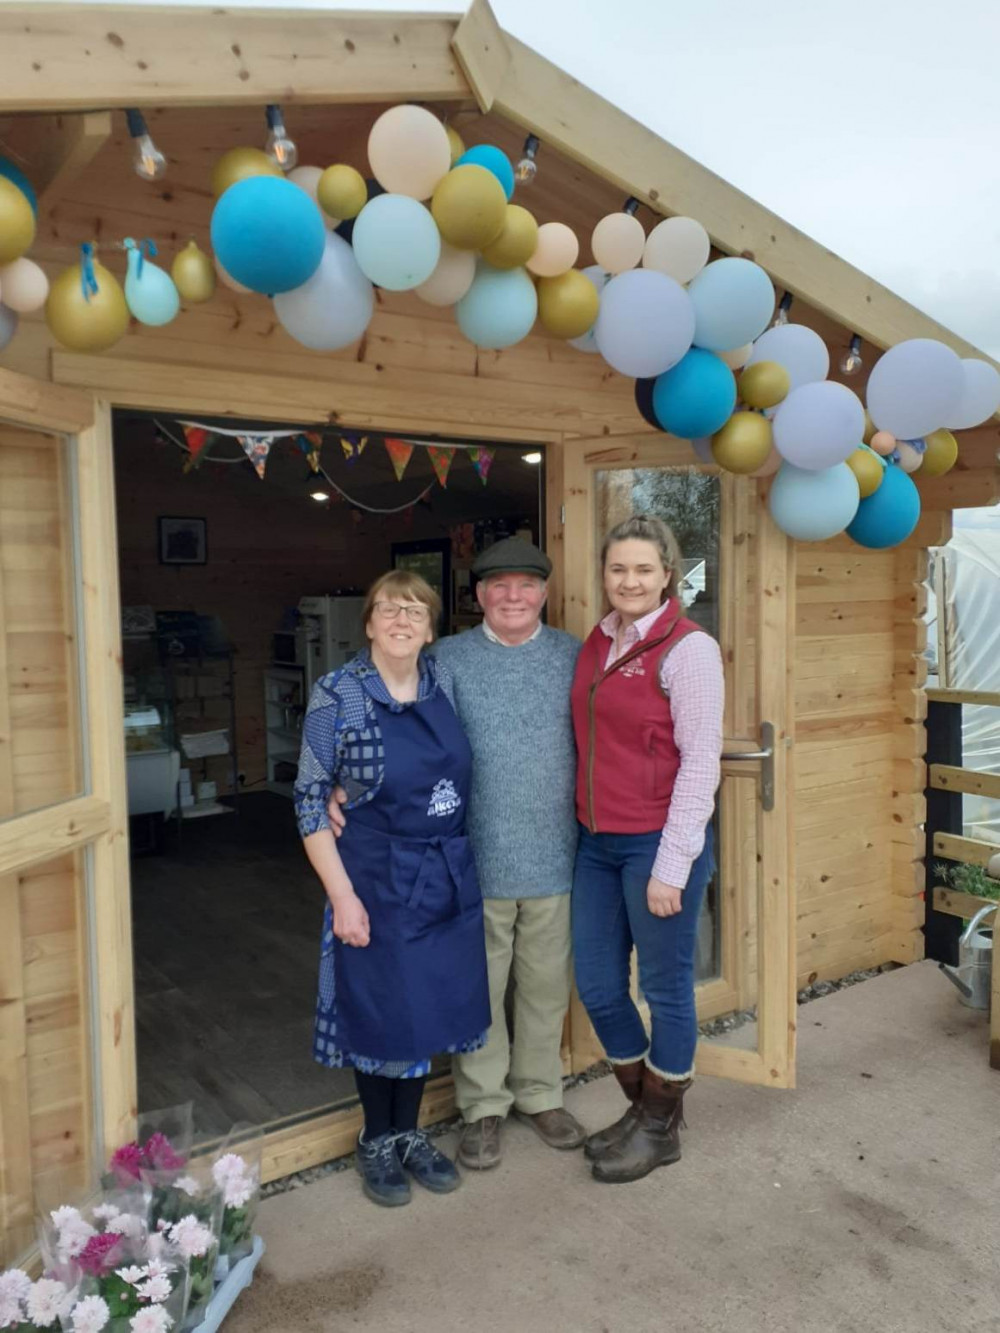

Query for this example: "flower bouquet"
[104,1106,194,1195]
[58,1234,187,1333]
[0,1269,74,1332]
[37,1201,147,1275]
[211,1127,262,1274]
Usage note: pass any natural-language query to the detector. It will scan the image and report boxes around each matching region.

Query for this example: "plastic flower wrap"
[211,1125,262,1271]
[38,1198,148,1275]
[156,1212,219,1333]
[0,1268,73,1331]
[58,1234,187,1333]
[104,1106,193,1193]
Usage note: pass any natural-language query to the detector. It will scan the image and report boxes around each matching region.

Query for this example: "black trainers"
[354,1130,411,1207]
[397,1129,461,1194]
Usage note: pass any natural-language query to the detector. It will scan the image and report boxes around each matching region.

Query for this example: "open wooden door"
[0,369,133,1264]
[561,434,797,1088]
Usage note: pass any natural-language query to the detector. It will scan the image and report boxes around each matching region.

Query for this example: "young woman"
[294,570,490,1207]
[570,515,723,1184]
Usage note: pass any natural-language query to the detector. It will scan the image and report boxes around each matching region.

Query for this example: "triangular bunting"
[427,445,457,488]
[384,437,414,482]
[182,425,211,472]
[237,433,275,479]
[341,432,368,464]
[295,432,323,474]
[470,447,495,486]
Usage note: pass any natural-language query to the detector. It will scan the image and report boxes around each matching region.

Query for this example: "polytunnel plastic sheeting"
[931,531,1000,841]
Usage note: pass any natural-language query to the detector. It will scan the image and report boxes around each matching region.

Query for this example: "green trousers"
[453,894,572,1121]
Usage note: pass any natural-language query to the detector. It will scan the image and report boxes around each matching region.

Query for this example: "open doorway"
[114,411,543,1140]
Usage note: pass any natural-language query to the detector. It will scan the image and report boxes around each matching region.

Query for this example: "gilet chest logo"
[428,779,462,818]
[619,658,646,679]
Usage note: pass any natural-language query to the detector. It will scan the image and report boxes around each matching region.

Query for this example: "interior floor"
[131,791,355,1139]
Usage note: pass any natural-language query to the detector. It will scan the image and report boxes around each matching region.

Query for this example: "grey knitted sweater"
[433,625,581,898]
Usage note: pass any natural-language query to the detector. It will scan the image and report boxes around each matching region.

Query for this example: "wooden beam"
[0,795,110,877]
[0,112,111,210]
[451,0,510,113]
[0,8,469,112]
[930,764,1000,801]
[0,366,93,434]
[493,36,998,364]
[933,832,1000,869]
[932,886,1000,920]
[926,688,1000,708]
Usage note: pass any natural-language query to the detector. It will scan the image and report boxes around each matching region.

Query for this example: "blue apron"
[333,686,491,1063]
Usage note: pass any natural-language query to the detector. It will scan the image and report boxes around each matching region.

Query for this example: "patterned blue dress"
[294,650,487,1078]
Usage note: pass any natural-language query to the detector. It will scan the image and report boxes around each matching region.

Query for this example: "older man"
[433,537,583,1169]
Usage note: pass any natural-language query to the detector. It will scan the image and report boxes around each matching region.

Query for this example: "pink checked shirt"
[600,606,724,888]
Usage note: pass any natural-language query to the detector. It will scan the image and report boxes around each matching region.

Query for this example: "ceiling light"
[125,109,167,182]
[839,334,864,377]
[515,134,539,186]
[310,490,330,502]
[522,452,542,465]
[265,104,298,171]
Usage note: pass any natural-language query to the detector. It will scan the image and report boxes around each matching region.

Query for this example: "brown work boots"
[587,1061,691,1184]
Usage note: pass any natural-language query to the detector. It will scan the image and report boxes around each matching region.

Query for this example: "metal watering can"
[939,903,996,1010]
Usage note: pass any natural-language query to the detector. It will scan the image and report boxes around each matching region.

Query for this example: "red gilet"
[571,599,704,834]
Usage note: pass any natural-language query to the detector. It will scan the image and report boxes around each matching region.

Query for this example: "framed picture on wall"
[159,516,207,566]
[391,538,451,636]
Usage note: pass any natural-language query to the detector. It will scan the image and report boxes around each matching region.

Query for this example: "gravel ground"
[261,963,898,1198]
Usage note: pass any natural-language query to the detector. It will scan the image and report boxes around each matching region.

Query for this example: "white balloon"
[642,216,710,284]
[866,338,963,439]
[288,166,323,204]
[688,257,774,351]
[350,194,440,292]
[274,230,374,350]
[895,441,924,474]
[415,242,476,307]
[0,303,18,351]
[747,323,829,390]
[568,265,609,353]
[690,436,715,464]
[773,380,865,471]
[0,257,48,313]
[945,358,1000,430]
[594,269,694,379]
[719,342,753,370]
[214,255,252,295]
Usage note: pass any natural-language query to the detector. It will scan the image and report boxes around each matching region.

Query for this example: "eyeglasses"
[372,601,431,623]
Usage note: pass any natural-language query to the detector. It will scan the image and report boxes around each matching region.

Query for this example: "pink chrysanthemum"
[109,1142,145,1180]
[78,1232,123,1277]
[143,1133,186,1171]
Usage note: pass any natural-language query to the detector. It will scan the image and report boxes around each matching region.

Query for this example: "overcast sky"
[39,0,1000,360]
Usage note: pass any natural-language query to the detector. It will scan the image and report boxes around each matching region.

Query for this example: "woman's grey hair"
[600,514,683,595]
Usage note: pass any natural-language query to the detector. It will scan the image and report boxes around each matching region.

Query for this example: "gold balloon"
[537,269,600,340]
[845,446,884,498]
[445,124,466,165]
[0,177,36,264]
[738,360,790,410]
[711,411,773,474]
[45,257,130,352]
[318,164,367,221]
[431,164,506,251]
[862,409,877,445]
[211,147,282,198]
[481,204,539,270]
[920,427,959,477]
[171,240,216,304]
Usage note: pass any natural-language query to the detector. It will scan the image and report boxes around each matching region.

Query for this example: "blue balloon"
[769,462,859,542]
[124,244,180,326]
[351,194,440,292]
[211,177,326,295]
[456,262,537,349]
[846,463,921,549]
[0,156,37,216]
[456,146,515,200]
[688,257,774,351]
[652,348,736,438]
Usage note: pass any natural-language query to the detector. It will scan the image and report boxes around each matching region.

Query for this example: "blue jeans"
[571,823,714,1079]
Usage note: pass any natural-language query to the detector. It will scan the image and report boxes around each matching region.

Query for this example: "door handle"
[721,721,775,812]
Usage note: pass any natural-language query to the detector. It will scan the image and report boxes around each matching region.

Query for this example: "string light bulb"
[125,109,167,182]
[773,290,793,327]
[310,489,330,503]
[265,104,298,171]
[839,334,864,377]
[522,451,542,465]
[515,134,540,186]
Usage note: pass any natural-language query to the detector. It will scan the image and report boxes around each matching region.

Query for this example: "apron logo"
[428,779,462,818]
[620,659,646,678]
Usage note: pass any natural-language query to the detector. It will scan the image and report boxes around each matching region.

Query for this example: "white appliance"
[296,595,366,691]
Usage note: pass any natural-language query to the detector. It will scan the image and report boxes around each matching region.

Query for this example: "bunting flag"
[182,425,211,472]
[384,437,414,482]
[470,447,495,486]
[341,431,368,465]
[237,433,275,479]
[295,432,323,474]
[427,445,457,488]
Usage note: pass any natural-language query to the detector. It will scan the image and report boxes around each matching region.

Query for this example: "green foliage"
[935,861,1000,901]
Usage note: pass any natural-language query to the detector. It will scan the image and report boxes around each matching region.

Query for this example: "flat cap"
[472,536,552,580]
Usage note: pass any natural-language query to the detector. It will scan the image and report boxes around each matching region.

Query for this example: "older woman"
[570,515,723,1184]
[294,570,490,1207]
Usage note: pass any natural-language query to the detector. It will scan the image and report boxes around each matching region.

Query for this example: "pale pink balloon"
[0,257,49,313]
[367,105,451,200]
[526,222,579,278]
[214,255,252,295]
[720,342,754,370]
[591,212,645,275]
[870,430,897,456]
[895,442,923,474]
[415,242,476,307]
[750,447,782,478]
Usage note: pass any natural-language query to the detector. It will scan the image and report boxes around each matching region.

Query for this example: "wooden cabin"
[1,0,997,1265]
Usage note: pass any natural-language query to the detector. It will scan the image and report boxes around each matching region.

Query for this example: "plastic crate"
[195,1235,265,1332]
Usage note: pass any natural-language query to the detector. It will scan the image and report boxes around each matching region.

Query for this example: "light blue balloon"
[688,257,775,352]
[274,231,374,351]
[769,461,860,542]
[569,265,609,353]
[350,194,441,292]
[652,347,736,438]
[124,241,180,326]
[455,145,515,200]
[211,176,326,295]
[846,463,921,549]
[456,262,538,350]
[0,303,18,351]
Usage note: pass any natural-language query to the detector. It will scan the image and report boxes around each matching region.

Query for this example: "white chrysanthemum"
[129,1305,173,1333]
[51,1205,83,1229]
[116,1266,148,1286]
[58,1217,97,1259]
[91,1203,121,1223]
[106,1212,143,1238]
[26,1277,68,1327]
[166,1215,212,1259]
[211,1154,246,1187]
[144,1257,170,1278]
[71,1293,111,1333]
[0,1293,23,1327]
[0,1269,32,1303]
[173,1176,201,1197]
[137,1274,172,1304]
[223,1177,254,1209]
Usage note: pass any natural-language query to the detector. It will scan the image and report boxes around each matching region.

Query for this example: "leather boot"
[584,1060,645,1161]
[591,1069,690,1184]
